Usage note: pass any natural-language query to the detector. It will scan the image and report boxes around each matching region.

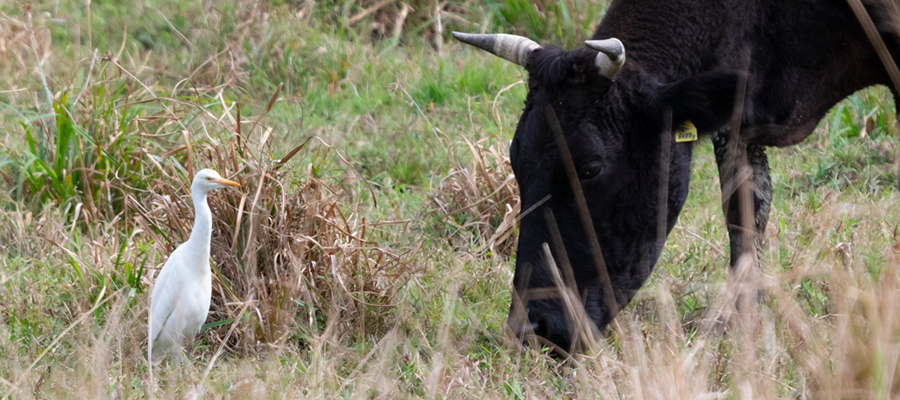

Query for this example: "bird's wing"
[148,246,186,344]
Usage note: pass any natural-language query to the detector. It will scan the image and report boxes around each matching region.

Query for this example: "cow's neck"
[594,0,750,82]
[597,0,895,147]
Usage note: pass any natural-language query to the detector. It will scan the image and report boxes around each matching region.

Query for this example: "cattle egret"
[148,169,240,365]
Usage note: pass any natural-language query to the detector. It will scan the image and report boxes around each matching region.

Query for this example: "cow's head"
[454,32,739,352]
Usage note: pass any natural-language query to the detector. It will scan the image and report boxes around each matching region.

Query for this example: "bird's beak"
[214,178,241,188]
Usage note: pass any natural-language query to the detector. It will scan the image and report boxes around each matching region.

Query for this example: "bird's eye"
[577,162,603,180]
[206,177,213,181]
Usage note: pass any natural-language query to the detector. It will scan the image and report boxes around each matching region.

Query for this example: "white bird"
[148,169,240,365]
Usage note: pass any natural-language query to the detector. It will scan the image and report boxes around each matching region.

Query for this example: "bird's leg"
[185,340,196,367]
[174,338,184,367]
[713,129,772,304]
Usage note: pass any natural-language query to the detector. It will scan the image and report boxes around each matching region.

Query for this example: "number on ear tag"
[675,121,698,142]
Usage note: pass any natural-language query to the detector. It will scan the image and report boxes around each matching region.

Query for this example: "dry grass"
[432,139,519,256]
[0,12,44,88]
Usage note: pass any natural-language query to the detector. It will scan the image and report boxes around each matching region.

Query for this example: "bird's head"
[191,169,241,194]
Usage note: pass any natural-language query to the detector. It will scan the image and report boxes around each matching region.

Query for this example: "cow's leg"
[712,129,772,301]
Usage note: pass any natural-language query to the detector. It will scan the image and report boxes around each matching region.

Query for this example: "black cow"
[454,0,900,352]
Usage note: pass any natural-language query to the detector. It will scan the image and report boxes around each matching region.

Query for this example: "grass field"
[1,1,899,398]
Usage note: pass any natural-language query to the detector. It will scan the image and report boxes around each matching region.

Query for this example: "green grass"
[2,0,900,398]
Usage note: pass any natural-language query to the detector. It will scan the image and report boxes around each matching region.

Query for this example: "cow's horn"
[452,32,542,67]
[585,38,625,79]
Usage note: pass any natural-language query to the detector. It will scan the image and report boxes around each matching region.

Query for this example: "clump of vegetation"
[431,139,519,256]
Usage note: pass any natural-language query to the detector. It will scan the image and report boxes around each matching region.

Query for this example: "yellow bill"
[214,178,241,188]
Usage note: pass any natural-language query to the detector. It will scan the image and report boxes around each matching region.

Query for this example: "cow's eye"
[577,162,603,180]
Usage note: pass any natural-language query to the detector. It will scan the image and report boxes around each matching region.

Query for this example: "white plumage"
[148,169,240,365]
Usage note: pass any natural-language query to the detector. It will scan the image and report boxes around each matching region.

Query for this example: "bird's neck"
[188,190,213,258]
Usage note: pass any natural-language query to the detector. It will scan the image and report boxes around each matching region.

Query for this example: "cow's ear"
[651,71,741,133]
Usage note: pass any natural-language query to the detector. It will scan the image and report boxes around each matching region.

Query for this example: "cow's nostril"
[524,312,573,352]
[511,320,539,337]
[532,317,549,338]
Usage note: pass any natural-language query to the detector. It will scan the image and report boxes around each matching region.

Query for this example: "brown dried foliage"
[0,11,51,92]
[432,139,519,256]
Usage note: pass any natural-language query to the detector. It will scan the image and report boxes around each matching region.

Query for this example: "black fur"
[501,0,900,352]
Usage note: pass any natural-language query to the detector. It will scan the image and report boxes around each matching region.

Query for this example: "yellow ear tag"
[675,120,698,142]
